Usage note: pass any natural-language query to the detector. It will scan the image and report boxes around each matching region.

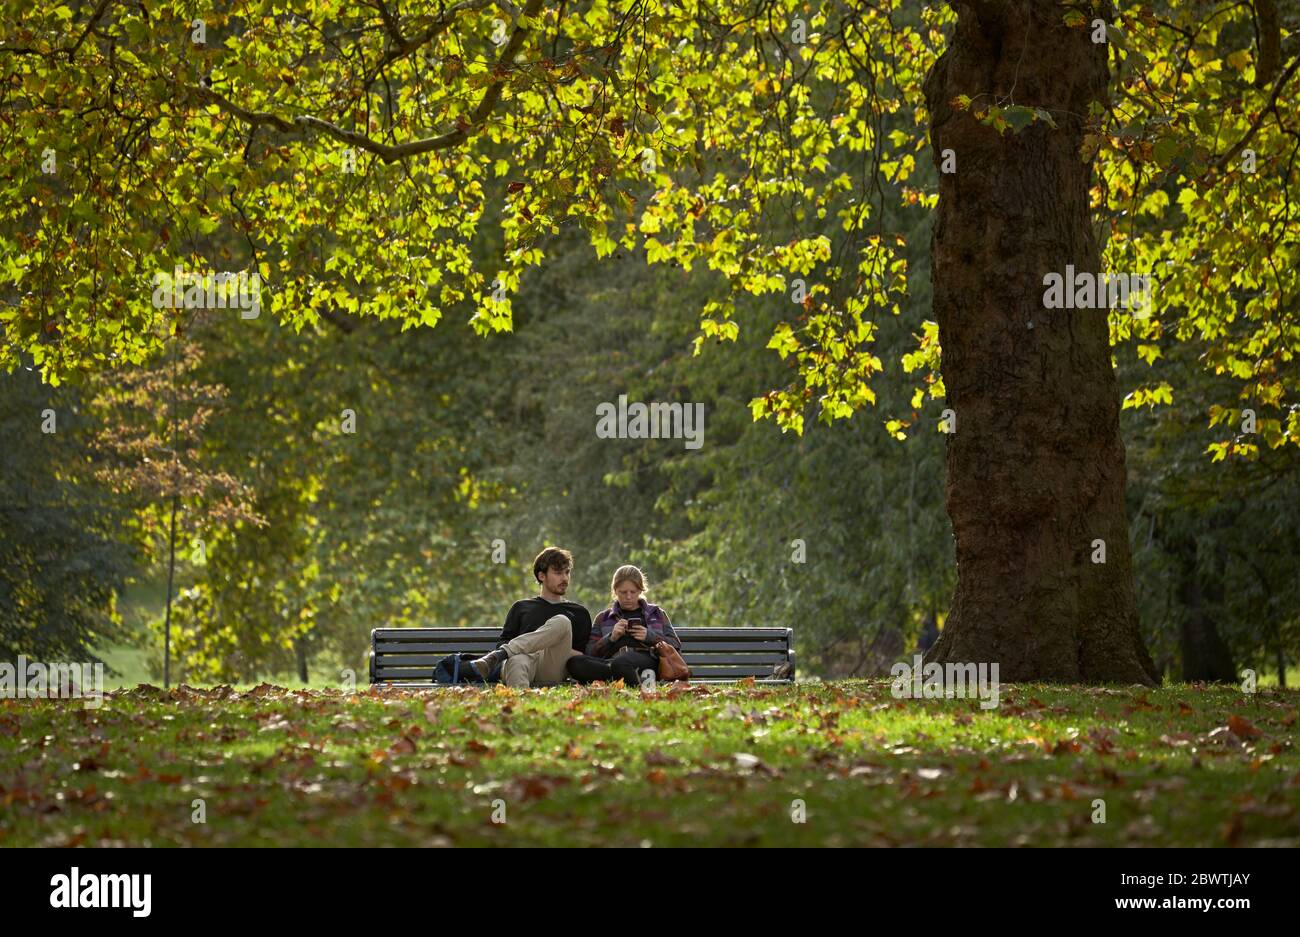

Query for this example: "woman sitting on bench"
[566,565,681,687]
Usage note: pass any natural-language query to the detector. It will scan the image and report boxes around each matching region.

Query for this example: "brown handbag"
[655,640,691,682]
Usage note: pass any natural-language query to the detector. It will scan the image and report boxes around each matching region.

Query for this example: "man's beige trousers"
[500,614,579,687]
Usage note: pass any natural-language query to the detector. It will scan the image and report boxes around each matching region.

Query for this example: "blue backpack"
[433,652,502,685]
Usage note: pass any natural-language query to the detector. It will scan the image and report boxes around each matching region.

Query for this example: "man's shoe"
[469,648,508,681]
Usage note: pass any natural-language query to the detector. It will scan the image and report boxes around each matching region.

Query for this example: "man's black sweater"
[496,596,592,652]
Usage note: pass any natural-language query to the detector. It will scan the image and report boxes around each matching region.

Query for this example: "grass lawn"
[95,644,153,690]
[2,680,1297,847]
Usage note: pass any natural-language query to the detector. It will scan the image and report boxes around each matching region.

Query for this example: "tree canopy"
[1,0,1297,683]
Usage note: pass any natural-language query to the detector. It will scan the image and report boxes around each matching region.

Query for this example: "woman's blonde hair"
[610,564,647,597]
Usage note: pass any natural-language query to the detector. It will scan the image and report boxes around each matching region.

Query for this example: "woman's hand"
[628,623,649,641]
[610,618,629,640]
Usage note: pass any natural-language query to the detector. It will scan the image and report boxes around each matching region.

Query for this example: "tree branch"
[318,308,358,334]
[192,0,545,163]
[67,0,117,62]
[1253,0,1280,89]
[1216,52,1300,171]
[374,0,497,71]
[374,0,406,48]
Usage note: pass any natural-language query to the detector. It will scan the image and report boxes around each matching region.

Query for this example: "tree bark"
[1178,600,1235,683]
[1174,540,1235,682]
[922,0,1158,684]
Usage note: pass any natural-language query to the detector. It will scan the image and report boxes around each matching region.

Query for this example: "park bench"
[369,626,796,687]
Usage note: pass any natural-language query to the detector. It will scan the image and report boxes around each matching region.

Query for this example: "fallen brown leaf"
[1227,715,1262,740]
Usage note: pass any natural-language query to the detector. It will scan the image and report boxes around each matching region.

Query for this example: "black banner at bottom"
[0,846,1284,925]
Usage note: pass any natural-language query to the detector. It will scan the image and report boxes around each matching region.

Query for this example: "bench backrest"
[369,627,795,684]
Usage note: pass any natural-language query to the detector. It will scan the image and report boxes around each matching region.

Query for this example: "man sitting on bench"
[469,546,592,687]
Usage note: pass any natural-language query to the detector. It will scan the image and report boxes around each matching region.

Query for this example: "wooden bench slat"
[375,648,501,656]
[377,644,501,649]
[373,628,791,640]
[376,653,787,668]
[678,654,786,664]
[374,631,479,638]
[665,666,781,677]
[377,665,785,678]
[372,679,792,689]
[377,636,790,649]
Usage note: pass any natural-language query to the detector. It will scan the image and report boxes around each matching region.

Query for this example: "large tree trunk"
[1174,540,1235,682]
[295,637,309,684]
[1179,603,1235,683]
[922,0,1158,684]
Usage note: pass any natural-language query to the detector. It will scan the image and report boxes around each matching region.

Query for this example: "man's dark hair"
[532,547,573,584]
